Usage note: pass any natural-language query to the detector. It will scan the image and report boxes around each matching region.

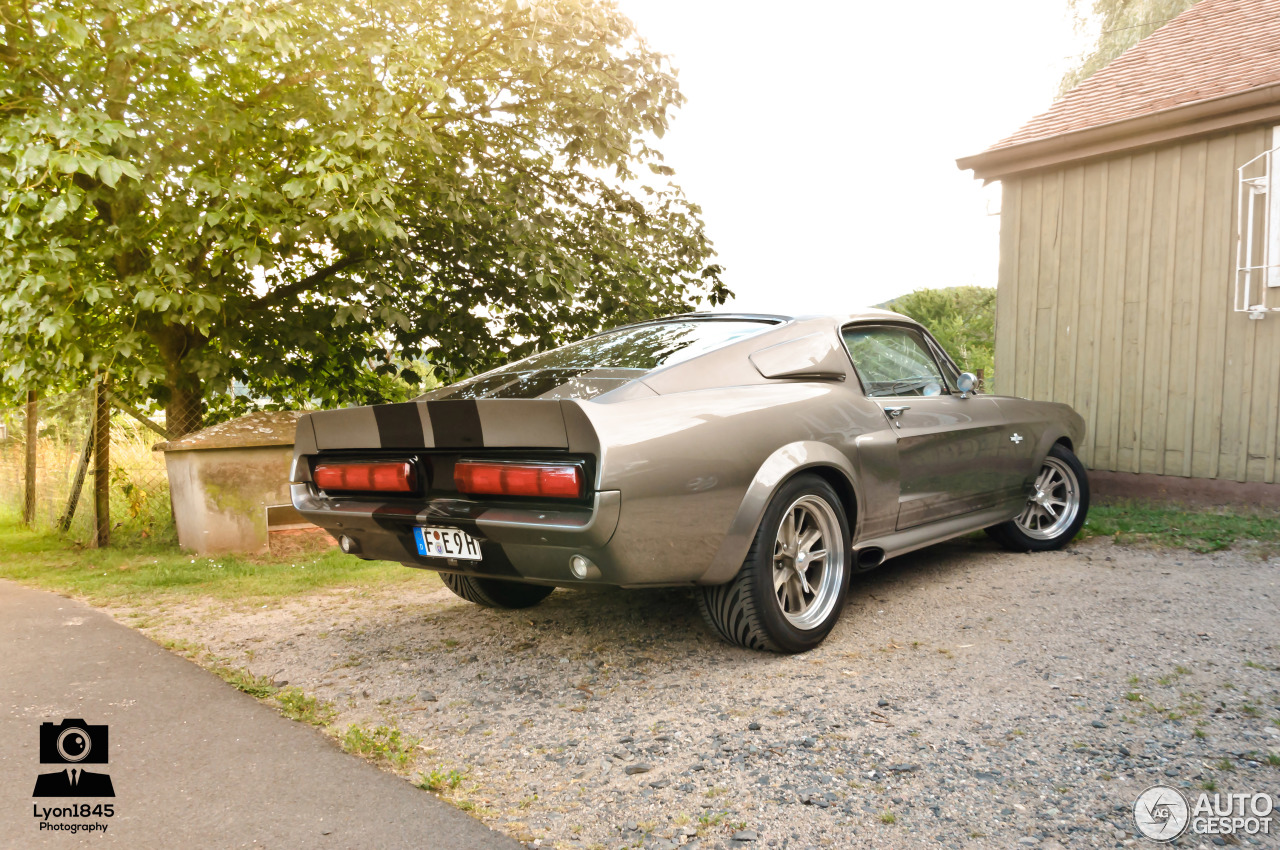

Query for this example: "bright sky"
[614,0,1094,314]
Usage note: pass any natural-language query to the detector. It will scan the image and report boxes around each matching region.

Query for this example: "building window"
[1236,128,1280,318]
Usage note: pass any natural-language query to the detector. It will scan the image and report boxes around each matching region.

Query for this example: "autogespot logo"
[1134,785,1191,842]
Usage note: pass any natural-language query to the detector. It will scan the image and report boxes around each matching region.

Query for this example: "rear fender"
[697,441,861,585]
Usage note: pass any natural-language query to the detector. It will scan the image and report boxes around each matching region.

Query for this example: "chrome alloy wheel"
[772,495,845,629]
[1016,456,1081,540]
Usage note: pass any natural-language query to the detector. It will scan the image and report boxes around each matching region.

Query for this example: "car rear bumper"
[290,484,662,586]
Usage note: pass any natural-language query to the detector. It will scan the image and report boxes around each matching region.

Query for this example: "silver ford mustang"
[290,310,1089,652]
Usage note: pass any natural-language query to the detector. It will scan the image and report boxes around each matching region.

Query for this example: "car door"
[841,323,1010,530]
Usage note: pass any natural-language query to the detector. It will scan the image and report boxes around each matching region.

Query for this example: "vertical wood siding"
[998,127,1280,483]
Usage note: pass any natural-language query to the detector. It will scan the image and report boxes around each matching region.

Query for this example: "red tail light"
[314,461,416,493]
[454,461,583,499]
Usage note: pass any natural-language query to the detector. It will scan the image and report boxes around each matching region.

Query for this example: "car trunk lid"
[304,399,573,452]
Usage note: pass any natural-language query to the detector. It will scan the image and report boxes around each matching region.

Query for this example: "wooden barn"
[958,0,1280,499]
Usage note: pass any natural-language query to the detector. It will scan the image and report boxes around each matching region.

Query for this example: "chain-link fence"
[0,388,97,543]
[0,381,189,546]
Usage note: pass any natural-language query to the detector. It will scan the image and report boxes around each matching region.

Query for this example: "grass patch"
[0,514,430,604]
[276,687,337,727]
[1084,502,1280,552]
[416,767,466,792]
[340,724,420,771]
[208,660,277,698]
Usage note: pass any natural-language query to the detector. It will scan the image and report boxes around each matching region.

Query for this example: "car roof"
[602,308,920,333]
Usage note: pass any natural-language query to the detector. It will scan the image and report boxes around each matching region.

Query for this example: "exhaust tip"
[569,554,600,580]
[855,546,885,570]
[338,534,359,555]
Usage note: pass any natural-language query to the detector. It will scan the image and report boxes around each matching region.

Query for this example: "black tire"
[440,573,555,609]
[986,442,1090,552]
[697,474,851,653]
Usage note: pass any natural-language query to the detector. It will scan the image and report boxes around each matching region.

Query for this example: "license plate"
[413,526,483,561]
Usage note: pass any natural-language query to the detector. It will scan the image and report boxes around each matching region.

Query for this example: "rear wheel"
[986,442,1089,552]
[440,573,555,609]
[698,474,851,653]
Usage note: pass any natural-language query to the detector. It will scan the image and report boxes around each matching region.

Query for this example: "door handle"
[883,405,911,419]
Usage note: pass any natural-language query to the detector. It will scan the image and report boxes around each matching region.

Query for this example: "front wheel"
[440,574,555,609]
[698,474,851,653]
[986,442,1090,552]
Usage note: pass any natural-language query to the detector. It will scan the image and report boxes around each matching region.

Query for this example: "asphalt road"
[0,580,520,850]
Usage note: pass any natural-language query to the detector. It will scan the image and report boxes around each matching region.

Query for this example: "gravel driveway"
[131,536,1280,849]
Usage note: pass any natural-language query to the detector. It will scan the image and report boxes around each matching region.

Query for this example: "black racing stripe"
[426,400,483,448]
[372,402,425,449]
[369,503,421,531]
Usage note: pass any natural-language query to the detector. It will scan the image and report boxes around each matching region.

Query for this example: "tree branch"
[252,254,370,309]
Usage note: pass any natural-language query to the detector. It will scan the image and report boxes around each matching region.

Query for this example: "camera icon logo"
[33,719,114,798]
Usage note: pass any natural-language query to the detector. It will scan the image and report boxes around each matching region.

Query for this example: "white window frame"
[1235,126,1280,318]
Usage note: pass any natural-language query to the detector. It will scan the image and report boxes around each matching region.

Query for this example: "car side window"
[841,326,947,398]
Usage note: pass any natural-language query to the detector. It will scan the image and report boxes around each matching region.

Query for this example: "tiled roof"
[987,0,1280,152]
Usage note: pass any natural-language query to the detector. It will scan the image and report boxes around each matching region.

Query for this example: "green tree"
[1060,0,1197,94]
[886,286,995,378]
[0,0,726,429]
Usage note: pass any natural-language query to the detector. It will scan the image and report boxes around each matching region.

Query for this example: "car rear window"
[425,320,777,401]
[505,320,776,372]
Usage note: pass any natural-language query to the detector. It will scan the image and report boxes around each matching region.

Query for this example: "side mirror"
[957,372,977,398]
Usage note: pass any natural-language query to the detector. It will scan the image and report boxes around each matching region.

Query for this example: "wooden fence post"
[94,375,110,547]
[22,389,37,526]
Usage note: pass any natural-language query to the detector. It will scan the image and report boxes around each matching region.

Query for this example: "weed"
[416,768,466,792]
[1124,692,1143,702]
[340,724,420,770]
[160,637,202,659]
[275,688,336,727]
[879,810,897,824]
[208,660,277,699]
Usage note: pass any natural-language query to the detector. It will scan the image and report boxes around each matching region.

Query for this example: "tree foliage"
[1060,0,1197,94]
[0,0,726,427]
[886,286,995,378]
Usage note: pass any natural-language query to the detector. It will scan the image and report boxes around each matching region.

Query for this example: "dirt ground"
[117,536,1280,850]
